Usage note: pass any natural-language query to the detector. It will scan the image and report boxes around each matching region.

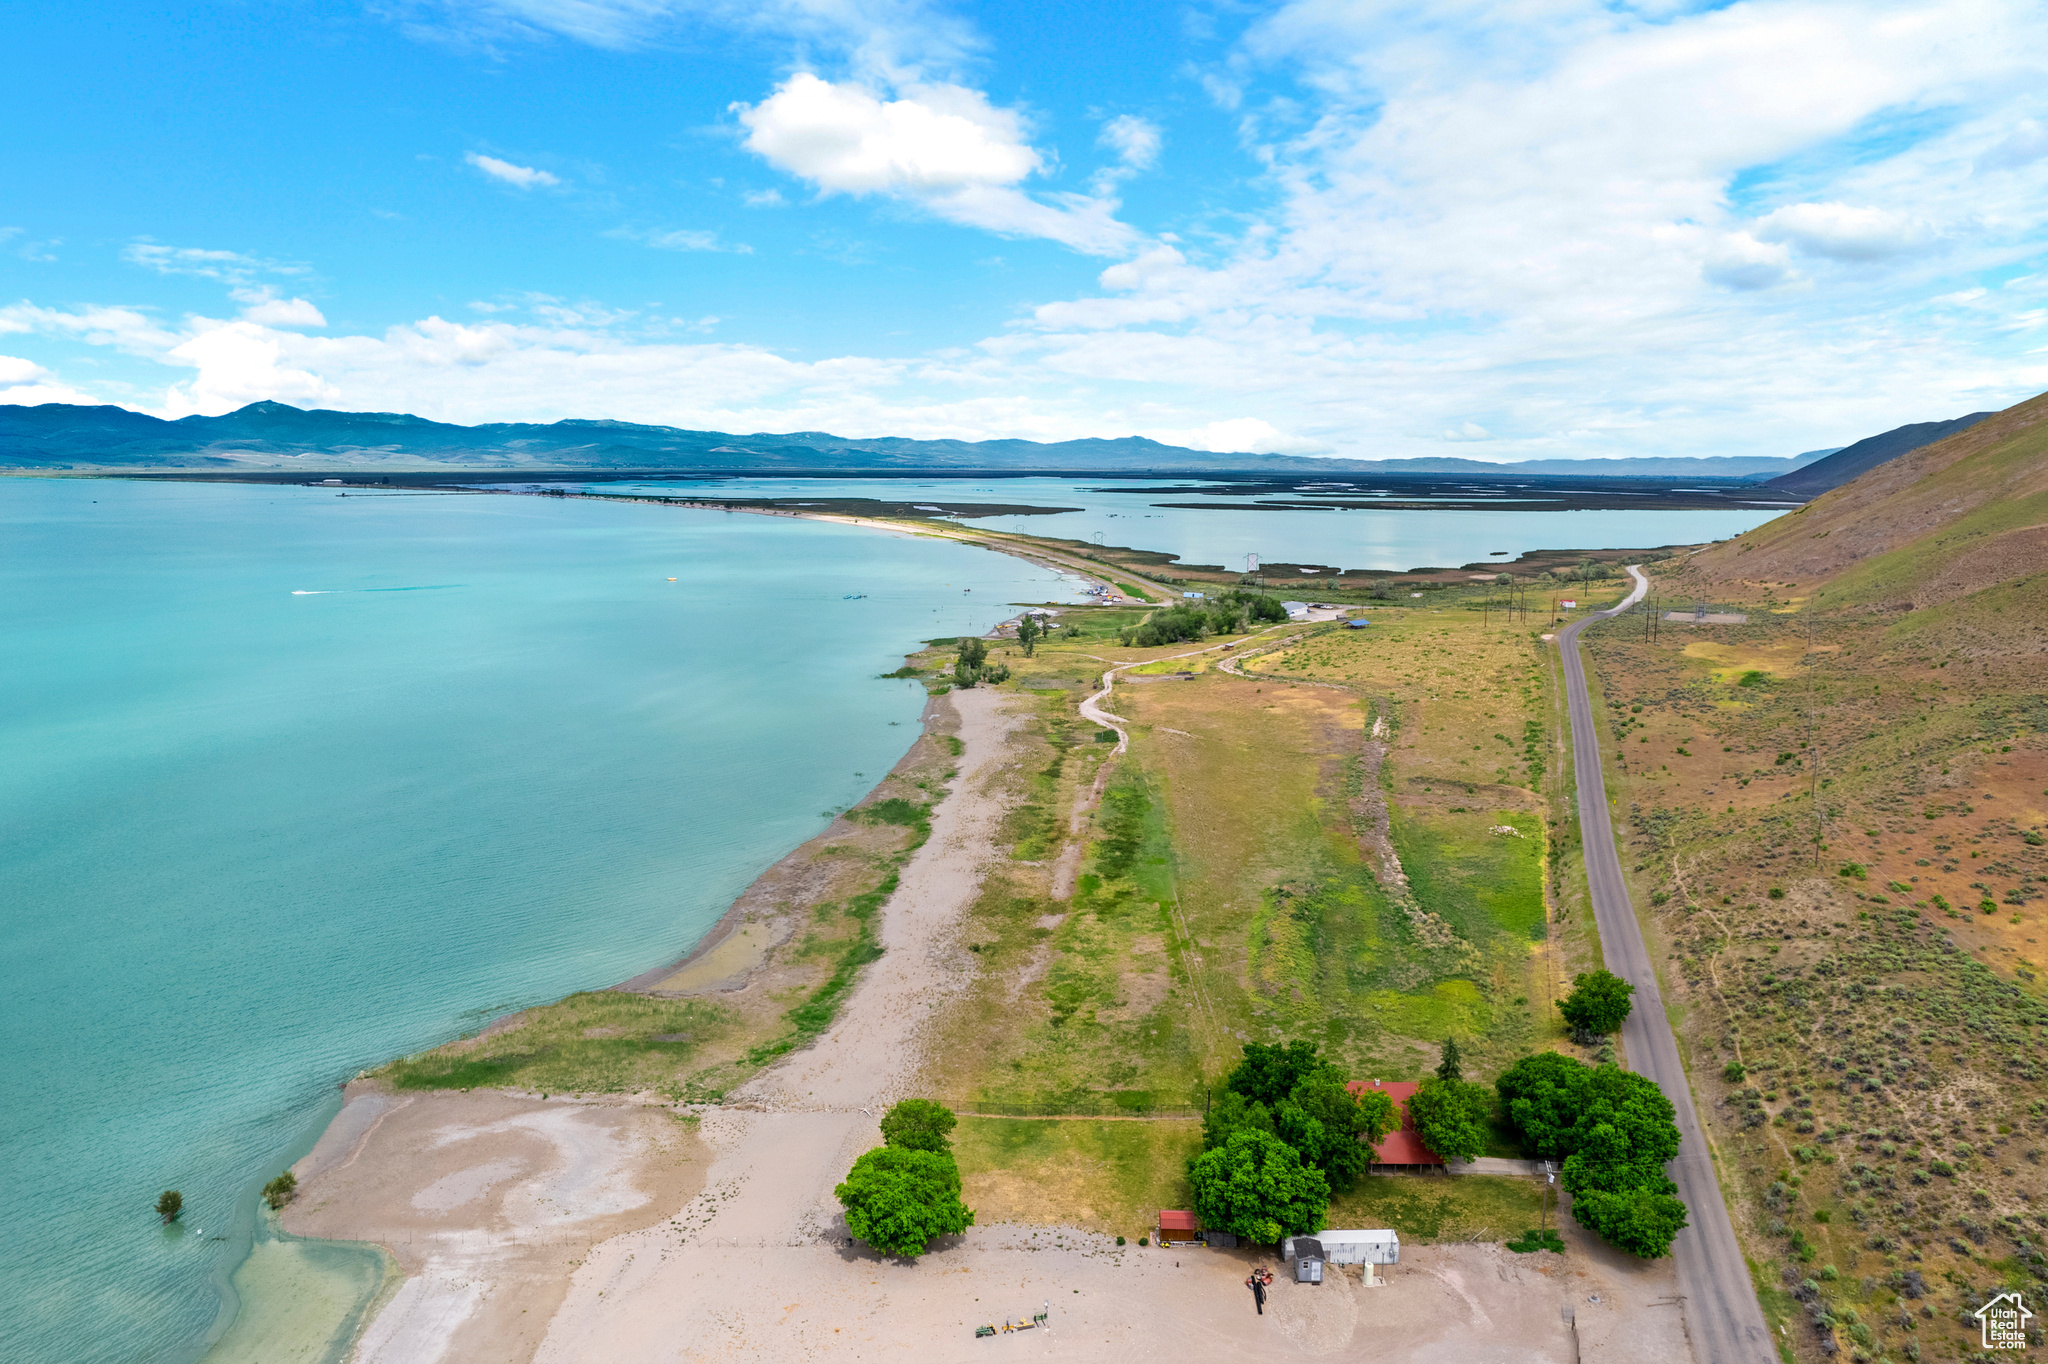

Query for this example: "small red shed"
[1158,1210,1202,1244]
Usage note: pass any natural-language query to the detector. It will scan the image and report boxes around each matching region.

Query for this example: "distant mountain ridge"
[1765,413,1995,496]
[1,401,1835,479]
[1676,387,2047,627]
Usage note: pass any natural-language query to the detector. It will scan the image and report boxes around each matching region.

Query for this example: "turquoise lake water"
[0,479,1083,1364]
[552,475,1792,573]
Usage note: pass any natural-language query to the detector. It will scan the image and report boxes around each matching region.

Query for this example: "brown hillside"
[1672,388,2048,604]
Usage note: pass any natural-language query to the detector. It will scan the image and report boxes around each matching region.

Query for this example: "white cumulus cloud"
[1146,416,1328,455]
[233,288,328,328]
[465,152,562,189]
[0,354,97,406]
[1752,201,1937,262]
[737,73,1136,254]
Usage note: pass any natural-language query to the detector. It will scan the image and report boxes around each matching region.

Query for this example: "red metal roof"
[1346,1080,1444,1164]
[1159,1209,1201,1231]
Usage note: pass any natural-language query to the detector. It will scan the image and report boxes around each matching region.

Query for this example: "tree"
[1495,1052,1687,1259]
[1187,1130,1330,1245]
[1275,1073,1394,1191]
[953,636,991,688]
[1407,1077,1492,1164]
[155,1190,182,1223]
[1570,1184,1689,1259]
[1017,615,1040,656]
[835,1146,974,1258]
[1202,1090,1275,1151]
[261,1172,297,1211]
[1435,1035,1463,1082]
[1559,969,1635,1037]
[879,1099,956,1153]
[1495,1051,1590,1157]
[1226,1040,1324,1107]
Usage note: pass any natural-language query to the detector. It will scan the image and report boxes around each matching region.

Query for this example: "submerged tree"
[262,1171,298,1211]
[155,1190,182,1224]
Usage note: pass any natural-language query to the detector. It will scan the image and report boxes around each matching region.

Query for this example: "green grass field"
[381,991,730,1095]
[953,1116,1201,1236]
[1325,1174,1545,1243]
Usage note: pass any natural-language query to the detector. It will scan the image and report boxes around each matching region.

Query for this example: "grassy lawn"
[381,991,731,1095]
[953,1116,1202,1238]
[1324,1174,1545,1244]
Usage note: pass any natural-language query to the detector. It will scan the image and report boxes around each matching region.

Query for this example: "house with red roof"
[1347,1079,1445,1169]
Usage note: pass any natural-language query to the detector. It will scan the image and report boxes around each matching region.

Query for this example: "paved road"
[1557,567,1775,1364]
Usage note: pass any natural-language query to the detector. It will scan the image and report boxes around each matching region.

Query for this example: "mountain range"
[0,400,1996,491]
[2,401,1836,479]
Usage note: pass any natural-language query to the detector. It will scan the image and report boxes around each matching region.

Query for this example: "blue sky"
[4,0,2047,460]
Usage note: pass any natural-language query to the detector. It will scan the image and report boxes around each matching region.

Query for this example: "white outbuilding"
[1284,1229,1399,1265]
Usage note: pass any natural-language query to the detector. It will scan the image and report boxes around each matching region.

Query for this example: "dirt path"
[737,687,1025,1111]
[1051,625,1298,899]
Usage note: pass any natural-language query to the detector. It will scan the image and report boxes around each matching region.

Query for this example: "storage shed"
[1158,1210,1203,1246]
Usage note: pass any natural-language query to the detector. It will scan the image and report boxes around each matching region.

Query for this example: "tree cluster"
[951,637,1009,688]
[1496,1052,1689,1258]
[1189,1041,1398,1243]
[835,1100,975,1258]
[1119,591,1287,648]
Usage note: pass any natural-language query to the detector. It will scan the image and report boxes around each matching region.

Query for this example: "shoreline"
[225,506,1072,1362]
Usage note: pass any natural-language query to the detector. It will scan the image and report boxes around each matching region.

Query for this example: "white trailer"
[1292,1229,1399,1266]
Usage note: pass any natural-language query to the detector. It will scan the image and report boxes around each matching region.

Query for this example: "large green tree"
[1494,1053,1687,1258]
[1406,1077,1492,1164]
[878,1099,956,1153]
[1226,1040,1324,1107]
[1559,969,1635,1036]
[1187,1130,1330,1245]
[1202,1089,1276,1151]
[1276,1073,1395,1191]
[835,1146,974,1258]
[1494,1051,1589,1157]
[1570,1183,1690,1259]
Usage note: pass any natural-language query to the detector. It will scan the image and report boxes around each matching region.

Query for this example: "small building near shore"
[1281,600,1310,619]
[1158,1209,1203,1246]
